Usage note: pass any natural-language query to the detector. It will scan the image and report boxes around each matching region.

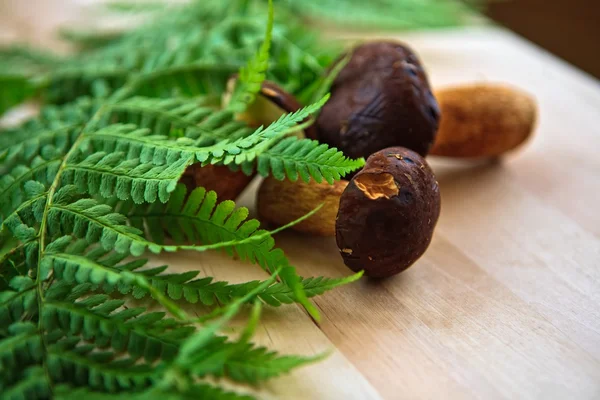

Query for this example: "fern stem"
[281,117,316,137]
[104,102,216,136]
[33,104,108,394]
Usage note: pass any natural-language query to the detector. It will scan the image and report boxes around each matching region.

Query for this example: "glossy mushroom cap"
[336,146,441,278]
[316,41,440,159]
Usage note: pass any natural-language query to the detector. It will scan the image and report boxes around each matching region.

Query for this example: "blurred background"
[1,0,599,78]
[486,0,600,78]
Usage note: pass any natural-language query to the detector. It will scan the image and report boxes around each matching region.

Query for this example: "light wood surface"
[2,2,600,399]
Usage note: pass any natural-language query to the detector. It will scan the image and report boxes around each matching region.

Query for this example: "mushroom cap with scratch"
[336,146,441,278]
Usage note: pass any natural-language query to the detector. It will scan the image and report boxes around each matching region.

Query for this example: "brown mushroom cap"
[316,41,440,159]
[336,146,441,278]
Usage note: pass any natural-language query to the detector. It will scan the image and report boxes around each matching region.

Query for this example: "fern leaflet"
[254,136,365,183]
[228,0,274,112]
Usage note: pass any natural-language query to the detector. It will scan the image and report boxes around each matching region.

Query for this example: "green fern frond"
[0,2,370,397]
[41,24,228,102]
[0,322,43,372]
[276,0,478,30]
[108,252,362,307]
[131,62,240,99]
[229,0,274,112]
[121,183,324,320]
[122,184,288,270]
[105,97,219,138]
[0,47,58,116]
[0,46,59,71]
[222,342,323,384]
[0,277,37,328]
[46,190,163,256]
[0,126,81,173]
[0,156,61,222]
[80,124,197,166]
[42,236,148,288]
[102,97,251,143]
[0,233,36,284]
[179,335,321,384]
[1,366,51,400]
[58,29,124,52]
[0,97,96,139]
[47,339,158,392]
[103,1,167,13]
[63,149,192,203]
[42,295,189,361]
[0,75,37,116]
[196,95,329,166]
[253,136,365,184]
[259,272,363,306]
[1,180,47,237]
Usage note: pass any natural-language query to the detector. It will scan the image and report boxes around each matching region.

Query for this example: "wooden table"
[3,3,600,398]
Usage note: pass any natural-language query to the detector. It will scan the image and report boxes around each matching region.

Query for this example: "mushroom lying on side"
[430,84,537,158]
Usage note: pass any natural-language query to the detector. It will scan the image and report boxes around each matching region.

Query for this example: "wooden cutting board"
[2,2,600,398]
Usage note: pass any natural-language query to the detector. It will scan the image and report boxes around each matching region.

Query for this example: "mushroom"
[257,176,348,236]
[336,146,441,278]
[315,41,440,161]
[430,84,537,158]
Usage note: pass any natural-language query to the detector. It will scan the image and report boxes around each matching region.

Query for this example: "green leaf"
[47,191,164,255]
[0,322,43,373]
[42,294,189,361]
[113,251,362,308]
[277,0,478,31]
[253,136,364,184]
[123,184,289,271]
[222,343,325,384]
[0,156,60,222]
[63,149,192,203]
[195,95,330,166]
[0,276,37,326]
[0,75,37,116]
[176,270,280,366]
[1,366,51,400]
[0,2,369,397]
[228,0,274,112]
[47,339,159,392]
[104,97,241,140]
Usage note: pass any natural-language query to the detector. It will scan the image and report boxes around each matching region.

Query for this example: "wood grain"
[2,2,600,398]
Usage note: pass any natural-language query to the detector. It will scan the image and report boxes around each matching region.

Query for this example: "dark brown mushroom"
[336,146,441,278]
[316,41,440,160]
